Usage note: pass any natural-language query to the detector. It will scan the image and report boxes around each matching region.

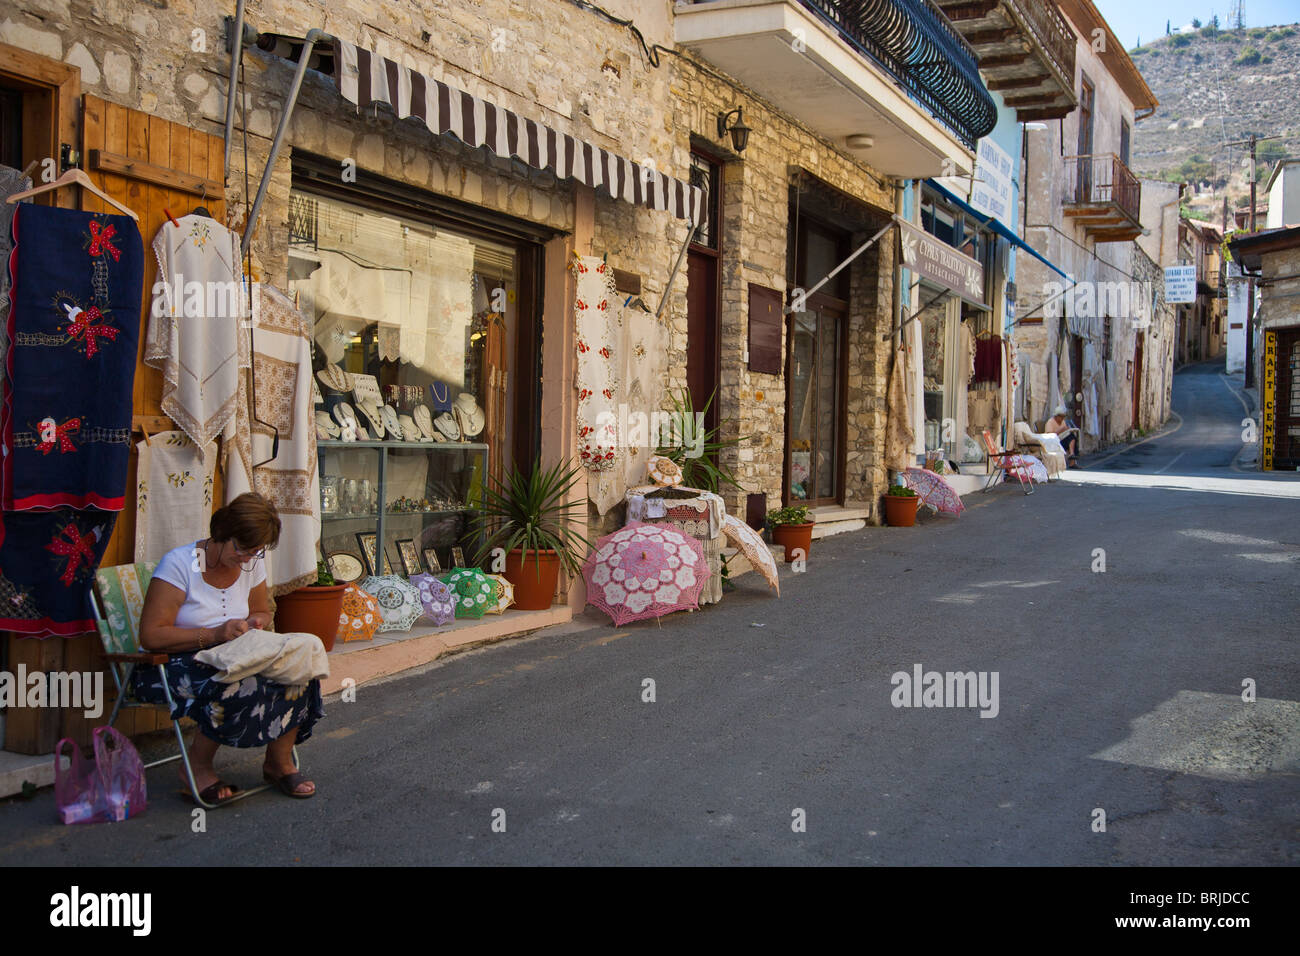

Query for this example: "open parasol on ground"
[722,513,779,595]
[360,575,423,632]
[485,574,515,614]
[582,520,709,626]
[901,466,966,516]
[411,572,456,626]
[441,566,495,619]
[338,584,381,642]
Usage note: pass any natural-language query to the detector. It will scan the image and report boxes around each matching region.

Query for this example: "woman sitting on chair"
[1044,404,1080,466]
[135,492,322,803]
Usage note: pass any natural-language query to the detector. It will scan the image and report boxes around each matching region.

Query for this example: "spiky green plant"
[654,387,746,493]
[470,459,594,577]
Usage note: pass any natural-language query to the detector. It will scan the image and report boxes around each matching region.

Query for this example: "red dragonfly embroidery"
[46,524,98,587]
[576,298,588,311]
[598,346,611,359]
[578,388,592,402]
[65,305,120,358]
[577,340,590,354]
[87,221,121,262]
[601,388,614,400]
[35,417,81,455]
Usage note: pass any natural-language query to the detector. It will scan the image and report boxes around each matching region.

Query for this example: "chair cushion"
[94,562,156,655]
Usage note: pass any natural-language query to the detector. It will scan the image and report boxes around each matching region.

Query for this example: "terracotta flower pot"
[770,522,814,563]
[274,584,348,651]
[504,549,562,611]
[884,494,919,527]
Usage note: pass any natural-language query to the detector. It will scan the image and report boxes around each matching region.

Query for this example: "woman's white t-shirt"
[153,541,267,629]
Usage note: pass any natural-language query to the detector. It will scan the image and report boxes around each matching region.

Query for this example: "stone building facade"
[1,0,939,549]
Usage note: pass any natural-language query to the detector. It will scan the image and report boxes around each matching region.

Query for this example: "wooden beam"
[965,26,1019,45]
[978,52,1031,68]
[935,0,1000,21]
[1003,92,1069,107]
[987,74,1051,91]
[1016,106,1074,122]
[88,149,225,199]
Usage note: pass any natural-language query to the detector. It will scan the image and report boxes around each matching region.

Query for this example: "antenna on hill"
[1230,0,1245,30]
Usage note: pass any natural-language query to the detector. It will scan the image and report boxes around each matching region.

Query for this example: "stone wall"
[670,54,898,518]
[8,0,903,522]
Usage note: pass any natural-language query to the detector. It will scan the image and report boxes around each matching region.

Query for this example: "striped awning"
[333,38,702,223]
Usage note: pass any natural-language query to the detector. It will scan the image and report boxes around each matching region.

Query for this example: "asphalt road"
[2,362,1296,865]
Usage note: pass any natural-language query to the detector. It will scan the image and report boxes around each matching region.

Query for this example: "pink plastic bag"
[54,727,148,824]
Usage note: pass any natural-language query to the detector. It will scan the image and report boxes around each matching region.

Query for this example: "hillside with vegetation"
[1127,19,1300,221]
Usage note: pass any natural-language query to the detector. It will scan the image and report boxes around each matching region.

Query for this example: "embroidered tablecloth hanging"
[0,508,117,636]
[223,284,321,596]
[134,431,217,563]
[145,214,244,460]
[571,255,620,474]
[3,205,142,510]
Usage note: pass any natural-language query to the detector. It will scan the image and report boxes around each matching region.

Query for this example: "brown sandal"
[263,769,315,798]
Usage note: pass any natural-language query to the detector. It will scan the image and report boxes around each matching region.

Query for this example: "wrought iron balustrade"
[1061,153,1141,223]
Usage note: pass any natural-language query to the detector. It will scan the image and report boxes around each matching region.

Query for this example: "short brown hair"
[210,492,281,550]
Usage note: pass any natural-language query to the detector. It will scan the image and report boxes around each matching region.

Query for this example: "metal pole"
[242,29,329,251]
[1245,133,1257,387]
[655,218,697,321]
[785,218,895,314]
[223,0,248,186]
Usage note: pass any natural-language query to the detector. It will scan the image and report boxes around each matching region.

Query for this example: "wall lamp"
[717,107,751,153]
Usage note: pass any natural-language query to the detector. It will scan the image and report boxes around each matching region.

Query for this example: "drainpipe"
[242,28,330,252]
[223,0,249,186]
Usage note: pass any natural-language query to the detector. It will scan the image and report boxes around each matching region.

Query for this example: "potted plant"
[653,387,747,494]
[883,484,919,527]
[273,561,347,651]
[767,504,814,562]
[471,459,593,611]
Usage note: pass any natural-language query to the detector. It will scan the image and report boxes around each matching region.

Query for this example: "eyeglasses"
[231,543,267,559]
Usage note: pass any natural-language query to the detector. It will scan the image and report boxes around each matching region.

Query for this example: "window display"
[290,190,513,576]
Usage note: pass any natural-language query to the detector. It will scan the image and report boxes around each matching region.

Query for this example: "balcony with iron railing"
[1061,153,1143,242]
[933,0,1077,121]
[794,0,996,145]
[675,0,995,177]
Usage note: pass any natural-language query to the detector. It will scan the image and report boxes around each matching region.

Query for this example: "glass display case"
[318,439,487,581]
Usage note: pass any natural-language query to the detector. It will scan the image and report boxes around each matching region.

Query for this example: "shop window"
[288,186,537,483]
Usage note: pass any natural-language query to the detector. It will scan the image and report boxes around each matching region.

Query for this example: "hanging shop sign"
[1165,265,1197,304]
[896,216,986,309]
[969,137,1015,228]
[1261,330,1276,471]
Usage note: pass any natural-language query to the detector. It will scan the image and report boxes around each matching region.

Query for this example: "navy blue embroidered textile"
[3,205,142,511]
[0,508,116,636]
[130,653,324,748]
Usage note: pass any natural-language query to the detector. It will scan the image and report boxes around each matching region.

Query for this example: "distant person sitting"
[1044,405,1080,465]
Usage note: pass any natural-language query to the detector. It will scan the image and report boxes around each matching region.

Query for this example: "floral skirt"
[130,652,324,747]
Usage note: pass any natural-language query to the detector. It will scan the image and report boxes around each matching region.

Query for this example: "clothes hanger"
[191,180,212,219]
[5,167,139,221]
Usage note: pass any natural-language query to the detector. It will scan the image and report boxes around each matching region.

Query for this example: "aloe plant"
[653,388,746,493]
[470,459,594,576]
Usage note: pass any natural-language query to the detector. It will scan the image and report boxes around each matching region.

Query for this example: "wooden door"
[1132,332,1144,430]
[686,249,720,432]
[1070,335,1084,427]
[3,93,227,755]
[1076,75,1095,202]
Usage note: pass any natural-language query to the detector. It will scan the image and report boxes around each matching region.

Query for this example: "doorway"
[786,300,845,505]
[1274,328,1300,469]
[1076,73,1095,202]
[1132,332,1144,430]
[686,151,722,437]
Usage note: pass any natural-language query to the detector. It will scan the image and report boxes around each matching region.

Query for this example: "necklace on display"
[429,382,449,404]
[317,364,352,392]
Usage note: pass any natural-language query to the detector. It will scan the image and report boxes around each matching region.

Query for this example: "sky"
[1093,0,1300,49]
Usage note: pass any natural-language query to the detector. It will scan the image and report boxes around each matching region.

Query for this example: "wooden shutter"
[748,283,783,375]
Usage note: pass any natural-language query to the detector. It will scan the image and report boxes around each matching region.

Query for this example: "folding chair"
[91,562,293,808]
[981,429,1035,495]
